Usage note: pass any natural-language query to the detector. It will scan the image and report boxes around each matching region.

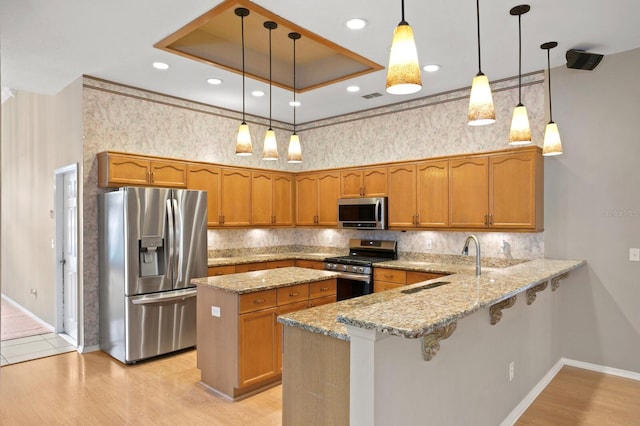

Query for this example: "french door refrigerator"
[98,187,207,363]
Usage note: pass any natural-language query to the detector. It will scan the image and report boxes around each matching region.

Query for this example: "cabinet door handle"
[416,214,420,225]
[484,214,488,226]
[289,292,300,297]
[253,299,266,304]
[384,274,393,278]
[319,287,330,292]
[151,172,155,183]
[489,214,493,225]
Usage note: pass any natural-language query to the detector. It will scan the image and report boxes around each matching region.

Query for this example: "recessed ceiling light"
[423,64,440,72]
[346,18,368,30]
[251,90,264,97]
[289,101,301,107]
[152,62,169,70]
[347,85,360,93]
[207,78,223,85]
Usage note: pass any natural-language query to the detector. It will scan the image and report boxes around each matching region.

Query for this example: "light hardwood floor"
[516,365,640,425]
[0,351,638,425]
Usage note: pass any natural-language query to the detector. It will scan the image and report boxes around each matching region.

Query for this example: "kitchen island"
[278,258,586,425]
[192,267,338,400]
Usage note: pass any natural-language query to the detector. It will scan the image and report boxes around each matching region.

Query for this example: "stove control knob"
[341,264,348,271]
[358,266,364,273]
[330,263,337,270]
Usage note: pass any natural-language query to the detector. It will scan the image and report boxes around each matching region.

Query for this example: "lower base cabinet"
[197,278,337,399]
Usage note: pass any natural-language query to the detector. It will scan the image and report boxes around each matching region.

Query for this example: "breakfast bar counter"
[278,257,586,426]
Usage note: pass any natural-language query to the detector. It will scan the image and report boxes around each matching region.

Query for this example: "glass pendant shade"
[287,133,302,163]
[542,121,563,156]
[468,73,496,125]
[262,128,278,160]
[509,104,532,145]
[235,122,252,155]
[386,23,422,95]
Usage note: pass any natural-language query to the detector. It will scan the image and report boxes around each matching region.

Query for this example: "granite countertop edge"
[279,258,586,341]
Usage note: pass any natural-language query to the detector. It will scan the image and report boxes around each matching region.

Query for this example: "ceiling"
[2,0,640,125]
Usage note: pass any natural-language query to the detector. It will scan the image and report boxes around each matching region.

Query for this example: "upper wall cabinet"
[186,163,221,227]
[340,167,387,198]
[295,171,340,226]
[388,160,449,229]
[449,147,543,231]
[98,152,187,188]
[220,168,252,226]
[252,172,294,227]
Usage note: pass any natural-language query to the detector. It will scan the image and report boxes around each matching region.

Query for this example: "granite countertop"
[191,266,339,294]
[208,252,334,267]
[278,258,586,341]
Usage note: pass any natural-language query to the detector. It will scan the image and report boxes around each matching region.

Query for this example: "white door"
[55,164,78,345]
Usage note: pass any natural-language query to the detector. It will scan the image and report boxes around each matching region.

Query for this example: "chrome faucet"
[461,234,481,276]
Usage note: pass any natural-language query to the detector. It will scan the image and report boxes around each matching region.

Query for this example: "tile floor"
[1,333,76,366]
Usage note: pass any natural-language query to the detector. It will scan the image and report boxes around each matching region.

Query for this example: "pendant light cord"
[400,0,407,24]
[518,14,522,105]
[292,37,297,134]
[241,14,246,122]
[547,48,553,121]
[476,0,482,72]
[268,25,273,129]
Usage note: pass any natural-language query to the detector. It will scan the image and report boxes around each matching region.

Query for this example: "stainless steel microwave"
[338,197,388,230]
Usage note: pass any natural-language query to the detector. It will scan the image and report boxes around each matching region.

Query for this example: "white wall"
[545,48,640,372]
[1,78,83,327]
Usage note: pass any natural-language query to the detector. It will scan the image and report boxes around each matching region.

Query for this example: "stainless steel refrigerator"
[98,187,207,363]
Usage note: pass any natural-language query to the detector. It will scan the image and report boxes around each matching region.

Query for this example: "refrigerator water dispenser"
[139,236,165,277]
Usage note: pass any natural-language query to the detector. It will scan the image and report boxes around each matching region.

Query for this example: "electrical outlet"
[630,248,640,262]
[509,361,515,382]
[211,306,221,317]
[426,240,433,250]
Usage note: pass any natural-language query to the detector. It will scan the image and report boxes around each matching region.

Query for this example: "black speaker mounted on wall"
[566,49,604,70]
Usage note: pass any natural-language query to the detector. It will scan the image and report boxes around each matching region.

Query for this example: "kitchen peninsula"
[192,267,338,400]
[278,257,586,425]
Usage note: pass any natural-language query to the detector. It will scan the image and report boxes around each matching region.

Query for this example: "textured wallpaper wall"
[81,74,546,346]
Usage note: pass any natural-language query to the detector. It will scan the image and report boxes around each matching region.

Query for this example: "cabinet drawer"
[374,268,406,284]
[308,295,336,308]
[406,271,448,284]
[235,262,266,273]
[374,281,405,293]
[309,279,337,299]
[207,265,236,277]
[239,289,277,314]
[295,259,323,270]
[277,284,310,306]
[269,260,296,269]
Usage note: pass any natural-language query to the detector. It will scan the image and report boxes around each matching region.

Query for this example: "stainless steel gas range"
[323,239,397,301]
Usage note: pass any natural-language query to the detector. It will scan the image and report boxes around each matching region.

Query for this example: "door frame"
[54,163,79,345]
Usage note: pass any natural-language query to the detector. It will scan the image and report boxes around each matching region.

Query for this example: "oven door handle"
[336,272,372,283]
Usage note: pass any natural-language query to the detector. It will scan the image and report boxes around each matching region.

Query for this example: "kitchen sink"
[401,281,451,294]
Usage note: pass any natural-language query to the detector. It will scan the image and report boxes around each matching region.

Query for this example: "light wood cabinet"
[220,168,251,226]
[197,277,337,399]
[252,172,294,226]
[341,167,387,198]
[374,267,448,292]
[388,161,448,229]
[97,152,187,188]
[208,265,235,277]
[449,147,543,230]
[187,163,221,227]
[295,171,340,226]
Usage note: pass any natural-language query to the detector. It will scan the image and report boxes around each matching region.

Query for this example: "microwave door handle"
[375,199,381,222]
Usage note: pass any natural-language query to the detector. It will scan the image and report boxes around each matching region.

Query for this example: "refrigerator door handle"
[172,198,181,284]
[130,288,197,305]
[166,198,175,280]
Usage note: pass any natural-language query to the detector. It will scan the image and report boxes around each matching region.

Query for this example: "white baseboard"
[1,294,55,331]
[562,357,640,381]
[501,357,640,426]
[500,358,564,426]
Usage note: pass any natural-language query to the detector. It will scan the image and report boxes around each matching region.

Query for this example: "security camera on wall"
[566,49,604,70]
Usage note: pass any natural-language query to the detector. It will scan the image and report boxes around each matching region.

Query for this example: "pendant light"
[541,41,563,156]
[385,0,422,95]
[508,4,532,145]
[262,21,278,161]
[287,32,302,163]
[234,7,252,156]
[468,0,495,126]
